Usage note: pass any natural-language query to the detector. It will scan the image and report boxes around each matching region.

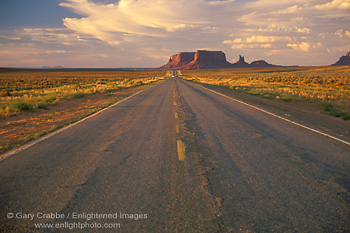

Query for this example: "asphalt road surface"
[1,76,350,232]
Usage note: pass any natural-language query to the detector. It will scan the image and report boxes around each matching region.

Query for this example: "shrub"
[322,102,335,112]
[37,103,47,109]
[8,100,30,112]
[341,112,350,120]
[66,92,85,99]
[280,95,292,102]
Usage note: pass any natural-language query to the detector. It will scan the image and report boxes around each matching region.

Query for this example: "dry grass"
[0,69,166,117]
[181,66,350,120]
[0,69,166,154]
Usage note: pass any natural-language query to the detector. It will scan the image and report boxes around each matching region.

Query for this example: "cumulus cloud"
[22,28,88,45]
[223,36,292,50]
[287,42,310,52]
[231,44,272,49]
[335,29,350,38]
[245,36,292,43]
[207,0,235,5]
[2,0,350,67]
[229,0,350,64]
[297,27,310,34]
[60,0,213,45]
[315,0,350,11]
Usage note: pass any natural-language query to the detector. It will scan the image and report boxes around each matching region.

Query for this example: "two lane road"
[1,77,349,232]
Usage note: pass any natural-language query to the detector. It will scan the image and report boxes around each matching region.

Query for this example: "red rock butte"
[332,51,350,66]
[159,50,277,70]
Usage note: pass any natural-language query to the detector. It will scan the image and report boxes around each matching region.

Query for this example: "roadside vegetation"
[0,69,165,117]
[0,69,166,155]
[181,66,350,120]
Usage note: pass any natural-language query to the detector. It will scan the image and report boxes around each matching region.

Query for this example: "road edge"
[0,86,153,162]
[195,82,350,147]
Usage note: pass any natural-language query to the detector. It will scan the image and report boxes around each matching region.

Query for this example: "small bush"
[48,125,58,132]
[262,94,273,99]
[323,102,335,112]
[280,96,292,102]
[330,110,341,117]
[67,92,85,99]
[8,100,30,112]
[341,112,350,120]
[37,103,47,109]
[248,89,262,96]
[34,133,42,139]
[45,93,57,103]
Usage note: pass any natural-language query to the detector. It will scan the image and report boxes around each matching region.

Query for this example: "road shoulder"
[189,82,350,143]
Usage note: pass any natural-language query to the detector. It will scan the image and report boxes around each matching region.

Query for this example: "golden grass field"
[0,69,166,117]
[0,69,166,153]
[181,66,350,120]
[0,66,349,154]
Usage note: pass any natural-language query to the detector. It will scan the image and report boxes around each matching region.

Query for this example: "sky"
[0,0,350,68]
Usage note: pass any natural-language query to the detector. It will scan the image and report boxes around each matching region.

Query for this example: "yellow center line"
[176,124,180,133]
[174,112,178,119]
[177,139,186,161]
[174,101,177,106]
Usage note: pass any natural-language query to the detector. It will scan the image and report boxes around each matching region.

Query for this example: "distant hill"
[250,60,277,68]
[159,50,279,70]
[332,51,350,66]
[41,66,64,69]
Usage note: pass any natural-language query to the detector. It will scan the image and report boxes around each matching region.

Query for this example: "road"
[1,75,350,232]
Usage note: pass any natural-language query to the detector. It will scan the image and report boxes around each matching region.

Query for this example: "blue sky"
[1,0,350,68]
[0,0,78,29]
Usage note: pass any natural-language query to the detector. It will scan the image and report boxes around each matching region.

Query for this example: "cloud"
[335,29,350,38]
[245,36,292,43]
[60,0,213,45]
[207,0,235,5]
[231,44,272,49]
[297,27,310,34]
[237,0,350,30]
[223,36,292,51]
[287,42,310,52]
[21,28,88,45]
[2,0,350,67]
[315,0,350,11]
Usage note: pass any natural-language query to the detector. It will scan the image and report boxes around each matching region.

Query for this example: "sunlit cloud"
[231,44,272,49]
[22,28,88,45]
[245,36,292,43]
[223,36,292,51]
[287,42,310,52]
[1,0,350,67]
[297,27,310,34]
[315,0,350,11]
[60,0,212,45]
[207,0,235,5]
[335,29,350,38]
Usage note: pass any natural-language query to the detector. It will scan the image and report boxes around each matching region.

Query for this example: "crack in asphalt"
[173,79,225,232]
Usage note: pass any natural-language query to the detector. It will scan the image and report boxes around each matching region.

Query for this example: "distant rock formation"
[159,50,278,70]
[160,50,233,70]
[250,60,277,68]
[332,51,350,66]
[165,52,195,69]
[232,55,250,68]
